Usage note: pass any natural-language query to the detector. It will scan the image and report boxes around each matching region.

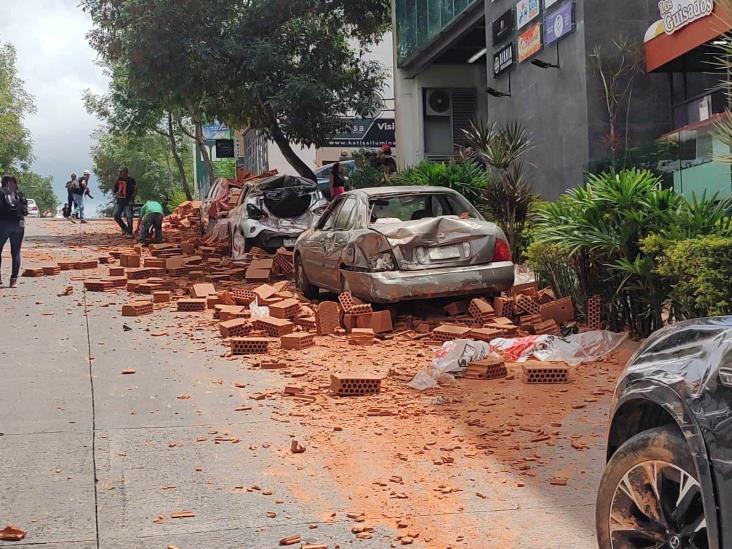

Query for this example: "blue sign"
[545,2,575,46]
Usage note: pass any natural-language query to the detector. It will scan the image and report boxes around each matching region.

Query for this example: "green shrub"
[391,159,489,207]
[524,241,579,301]
[652,235,732,319]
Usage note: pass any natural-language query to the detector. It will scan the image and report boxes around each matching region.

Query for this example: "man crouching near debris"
[136,200,164,245]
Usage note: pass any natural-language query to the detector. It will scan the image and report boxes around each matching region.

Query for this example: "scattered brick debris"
[0,525,26,541]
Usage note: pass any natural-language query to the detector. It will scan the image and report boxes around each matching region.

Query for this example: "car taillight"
[246,204,267,220]
[492,238,511,262]
[370,252,397,272]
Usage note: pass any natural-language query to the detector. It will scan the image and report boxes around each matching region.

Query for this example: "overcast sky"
[1,0,108,214]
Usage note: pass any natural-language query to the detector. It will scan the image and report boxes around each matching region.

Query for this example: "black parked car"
[596,317,732,549]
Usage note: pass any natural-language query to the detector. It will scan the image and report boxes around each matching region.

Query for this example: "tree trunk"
[167,112,193,201]
[260,101,316,181]
[194,123,216,186]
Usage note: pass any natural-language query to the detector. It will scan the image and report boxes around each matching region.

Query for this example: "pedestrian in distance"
[329,162,346,200]
[113,167,137,238]
[136,200,164,245]
[64,172,78,222]
[0,174,28,288]
[70,169,94,223]
[377,144,397,184]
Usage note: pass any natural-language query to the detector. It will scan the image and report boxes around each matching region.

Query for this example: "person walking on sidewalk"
[64,172,78,222]
[113,167,137,238]
[136,200,164,245]
[70,170,94,223]
[0,174,28,288]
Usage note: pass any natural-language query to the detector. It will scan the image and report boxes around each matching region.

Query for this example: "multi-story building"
[392,0,732,198]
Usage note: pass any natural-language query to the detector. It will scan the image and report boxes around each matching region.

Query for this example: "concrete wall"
[393,63,488,168]
[484,0,590,199]
[583,0,671,166]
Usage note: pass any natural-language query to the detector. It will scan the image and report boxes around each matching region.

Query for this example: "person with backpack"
[113,167,137,238]
[0,174,28,288]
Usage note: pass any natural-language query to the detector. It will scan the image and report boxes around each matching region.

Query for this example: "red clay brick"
[280,332,315,350]
[120,254,141,268]
[253,316,295,337]
[540,296,575,324]
[316,301,342,335]
[176,298,207,312]
[121,300,154,316]
[432,324,471,342]
[219,318,252,338]
[191,283,216,298]
[268,298,301,319]
[230,337,270,355]
[152,290,172,303]
[330,373,382,396]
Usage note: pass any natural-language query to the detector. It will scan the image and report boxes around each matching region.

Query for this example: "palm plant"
[534,169,672,337]
[463,120,536,258]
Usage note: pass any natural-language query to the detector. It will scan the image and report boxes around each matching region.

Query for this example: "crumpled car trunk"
[367,216,497,271]
[255,175,318,219]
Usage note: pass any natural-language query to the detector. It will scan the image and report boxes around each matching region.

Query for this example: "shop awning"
[645,8,732,72]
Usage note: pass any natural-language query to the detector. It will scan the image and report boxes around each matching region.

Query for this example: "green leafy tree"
[0,43,35,171]
[16,171,58,215]
[90,130,193,213]
[81,0,390,181]
[83,65,195,200]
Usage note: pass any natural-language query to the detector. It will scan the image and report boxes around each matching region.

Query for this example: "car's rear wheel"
[295,255,319,300]
[596,426,708,549]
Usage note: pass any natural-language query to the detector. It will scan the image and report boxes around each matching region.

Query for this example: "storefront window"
[396,0,478,64]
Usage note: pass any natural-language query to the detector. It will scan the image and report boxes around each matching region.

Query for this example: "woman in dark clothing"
[0,174,28,287]
[329,162,346,199]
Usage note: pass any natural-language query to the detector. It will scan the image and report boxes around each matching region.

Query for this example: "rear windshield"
[368,193,480,223]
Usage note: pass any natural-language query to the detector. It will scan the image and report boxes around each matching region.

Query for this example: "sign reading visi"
[659,0,714,35]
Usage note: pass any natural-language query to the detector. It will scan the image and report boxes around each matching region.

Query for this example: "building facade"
[392,0,732,199]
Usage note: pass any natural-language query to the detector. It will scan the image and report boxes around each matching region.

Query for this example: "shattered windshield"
[368,193,480,224]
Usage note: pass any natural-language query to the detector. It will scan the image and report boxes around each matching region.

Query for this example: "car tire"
[596,426,708,549]
[295,255,319,300]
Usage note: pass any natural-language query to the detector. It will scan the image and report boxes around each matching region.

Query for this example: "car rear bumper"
[341,261,515,303]
[248,230,301,252]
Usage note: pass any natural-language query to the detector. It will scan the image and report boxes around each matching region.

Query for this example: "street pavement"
[0,219,628,548]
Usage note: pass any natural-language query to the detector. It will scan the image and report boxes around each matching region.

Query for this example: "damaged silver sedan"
[293,186,515,303]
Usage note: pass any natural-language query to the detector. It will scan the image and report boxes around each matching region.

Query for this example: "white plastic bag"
[408,339,492,390]
[249,300,270,319]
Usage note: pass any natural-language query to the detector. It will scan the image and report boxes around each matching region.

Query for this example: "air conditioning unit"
[425,89,452,117]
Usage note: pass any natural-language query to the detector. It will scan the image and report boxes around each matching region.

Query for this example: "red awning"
[645,9,732,72]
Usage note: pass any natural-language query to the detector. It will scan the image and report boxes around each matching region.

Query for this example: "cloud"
[0,0,109,214]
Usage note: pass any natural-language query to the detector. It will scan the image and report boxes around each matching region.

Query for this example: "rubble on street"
[8,215,639,548]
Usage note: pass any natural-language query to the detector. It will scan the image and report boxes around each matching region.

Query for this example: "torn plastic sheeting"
[490,330,628,366]
[408,339,493,390]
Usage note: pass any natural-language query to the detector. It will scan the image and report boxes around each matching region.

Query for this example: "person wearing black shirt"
[0,174,28,287]
[113,167,137,238]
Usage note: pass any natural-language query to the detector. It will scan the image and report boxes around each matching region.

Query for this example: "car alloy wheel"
[609,460,707,548]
